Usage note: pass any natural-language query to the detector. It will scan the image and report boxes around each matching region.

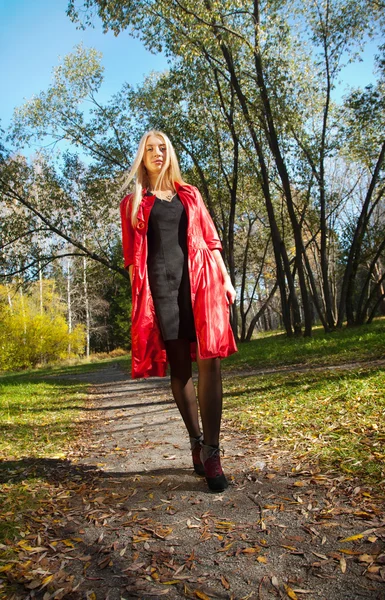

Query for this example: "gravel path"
[41,362,383,600]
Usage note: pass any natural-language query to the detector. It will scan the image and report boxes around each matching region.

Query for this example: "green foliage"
[0,282,85,372]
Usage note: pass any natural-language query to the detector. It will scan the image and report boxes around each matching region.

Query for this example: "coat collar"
[139,182,191,217]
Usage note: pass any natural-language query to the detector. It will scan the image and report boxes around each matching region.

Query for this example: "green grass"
[223,365,385,485]
[0,377,88,460]
[222,318,385,372]
[0,364,92,545]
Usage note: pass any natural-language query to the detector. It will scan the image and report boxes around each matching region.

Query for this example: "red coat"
[120,182,237,379]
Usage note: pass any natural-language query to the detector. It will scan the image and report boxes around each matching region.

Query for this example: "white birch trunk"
[67,258,72,357]
[83,250,90,358]
[38,260,43,315]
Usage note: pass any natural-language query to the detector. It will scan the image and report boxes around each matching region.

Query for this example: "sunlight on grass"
[223,318,385,371]
[0,378,88,460]
[0,371,90,546]
[223,366,385,484]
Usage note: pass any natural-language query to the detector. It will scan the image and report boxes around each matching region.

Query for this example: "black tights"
[164,339,223,446]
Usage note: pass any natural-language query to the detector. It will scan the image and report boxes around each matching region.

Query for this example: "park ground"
[0,322,385,600]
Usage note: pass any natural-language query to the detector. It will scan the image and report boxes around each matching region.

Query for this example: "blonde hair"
[121,130,185,227]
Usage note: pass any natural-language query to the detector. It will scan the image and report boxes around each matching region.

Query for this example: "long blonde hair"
[121,130,185,227]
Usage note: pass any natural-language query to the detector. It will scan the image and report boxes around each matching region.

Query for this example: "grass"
[220,319,384,486]
[223,365,385,485]
[0,364,92,545]
[0,376,88,461]
[222,318,385,372]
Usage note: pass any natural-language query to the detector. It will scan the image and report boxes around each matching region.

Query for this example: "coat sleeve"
[120,195,135,268]
[196,188,223,252]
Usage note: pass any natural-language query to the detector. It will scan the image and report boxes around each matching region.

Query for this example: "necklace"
[152,189,176,202]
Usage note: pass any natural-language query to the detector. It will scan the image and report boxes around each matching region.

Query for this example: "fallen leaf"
[340,557,347,573]
[271,576,279,588]
[311,552,328,560]
[25,580,41,590]
[220,575,230,589]
[284,584,298,600]
[195,591,211,599]
[0,564,14,573]
[123,562,146,572]
[358,554,375,563]
[339,533,364,543]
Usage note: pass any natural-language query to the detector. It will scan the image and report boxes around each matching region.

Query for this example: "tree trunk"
[355,241,385,324]
[83,251,90,358]
[38,260,43,315]
[67,258,72,357]
[251,5,311,335]
[245,281,278,341]
[337,141,385,326]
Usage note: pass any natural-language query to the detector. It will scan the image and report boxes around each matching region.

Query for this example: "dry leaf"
[220,575,230,590]
[0,564,13,573]
[358,554,375,563]
[284,584,298,600]
[311,551,328,560]
[340,557,347,573]
[195,590,211,600]
[271,576,279,588]
[368,536,378,543]
[339,533,364,543]
[25,580,42,590]
[257,556,267,563]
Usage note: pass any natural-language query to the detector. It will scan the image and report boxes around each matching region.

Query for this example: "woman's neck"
[149,177,173,191]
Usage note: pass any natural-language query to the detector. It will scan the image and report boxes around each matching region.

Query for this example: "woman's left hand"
[224,276,236,305]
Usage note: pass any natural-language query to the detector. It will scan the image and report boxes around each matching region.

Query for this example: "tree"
[67,0,383,334]
[0,281,85,371]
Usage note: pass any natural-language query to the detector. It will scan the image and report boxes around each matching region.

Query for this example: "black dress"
[147,194,196,341]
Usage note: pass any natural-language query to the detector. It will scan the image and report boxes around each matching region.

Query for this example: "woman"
[120,130,237,493]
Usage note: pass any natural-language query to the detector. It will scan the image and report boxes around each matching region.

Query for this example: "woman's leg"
[196,355,223,446]
[196,354,228,491]
[164,339,201,438]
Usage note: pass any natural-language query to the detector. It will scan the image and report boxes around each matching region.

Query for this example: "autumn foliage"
[0,282,85,371]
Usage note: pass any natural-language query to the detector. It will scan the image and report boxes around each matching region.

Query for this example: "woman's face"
[142,135,167,180]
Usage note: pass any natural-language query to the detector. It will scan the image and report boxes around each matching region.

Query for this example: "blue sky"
[0,0,381,133]
[0,0,168,130]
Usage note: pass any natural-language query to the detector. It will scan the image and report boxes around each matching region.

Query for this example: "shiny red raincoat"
[120,182,237,379]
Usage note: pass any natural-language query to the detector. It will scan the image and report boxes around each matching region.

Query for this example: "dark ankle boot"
[200,443,228,493]
[190,434,205,476]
